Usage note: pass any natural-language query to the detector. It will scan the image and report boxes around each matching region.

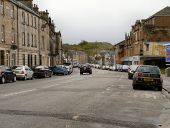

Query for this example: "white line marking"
[118,74,123,81]
[42,84,58,89]
[2,89,37,98]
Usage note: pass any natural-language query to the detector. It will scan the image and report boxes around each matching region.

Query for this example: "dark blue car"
[52,66,68,75]
[0,65,17,84]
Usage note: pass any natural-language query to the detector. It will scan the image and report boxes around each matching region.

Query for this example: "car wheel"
[49,73,52,77]
[44,73,47,78]
[31,75,34,80]
[13,76,17,82]
[128,75,131,79]
[132,83,138,90]
[0,77,5,84]
[157,86,162,91]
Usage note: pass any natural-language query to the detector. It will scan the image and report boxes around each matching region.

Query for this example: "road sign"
[166,45,170,62]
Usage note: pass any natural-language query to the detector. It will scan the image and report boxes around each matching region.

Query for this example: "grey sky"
[34,0,170,44]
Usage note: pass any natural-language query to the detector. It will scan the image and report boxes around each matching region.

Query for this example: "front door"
[0,50,5,65]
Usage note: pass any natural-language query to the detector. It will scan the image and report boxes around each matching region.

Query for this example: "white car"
[12,65,34,80]
[105,65,110,70]
[109,65,116,71]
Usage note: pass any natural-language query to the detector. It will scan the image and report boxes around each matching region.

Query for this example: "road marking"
[1,89,37,98]
[41,84,58,89]
[72,115,79,120]
[118,74,123,81]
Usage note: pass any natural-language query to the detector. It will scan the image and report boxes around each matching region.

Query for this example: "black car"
[128,65,139,79]
[80,64,92,75]
[132,65,163,91]
[0,65,17,84]
[34,65,52,78]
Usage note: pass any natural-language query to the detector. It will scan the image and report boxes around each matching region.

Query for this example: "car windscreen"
[15,66,23,70]
[137,66,160,74]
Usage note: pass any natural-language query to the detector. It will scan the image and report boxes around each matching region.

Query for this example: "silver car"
[12,65,34,80]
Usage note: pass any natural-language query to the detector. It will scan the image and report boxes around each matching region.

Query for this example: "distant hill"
[63,41,114,56]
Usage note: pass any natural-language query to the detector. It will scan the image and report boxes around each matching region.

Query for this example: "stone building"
[0,0,18,66]
[115,7,170,68]
[16,0,40,67]
[38,10,50,66]
[0,0,63,67]
[56,31,63,64]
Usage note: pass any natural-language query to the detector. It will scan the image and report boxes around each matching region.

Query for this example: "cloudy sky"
[34,0,170,44]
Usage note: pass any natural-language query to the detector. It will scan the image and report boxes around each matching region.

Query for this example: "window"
[146,44,149,51]
[27,13,29,25]
[23,54,25,65]
[31,15,33,27]
[22,12,25,24]
[34,17,37,28]
[11,28,15,43]
[42,36,45,49]
[31,34,33,47]
[34,55,36,66]
[0,0,4,15]
[11,53,16,66]
[22,32,25,46]
[27,33,30,46]
[34,35,37,47]
[11,5,14,18]
[1,25,5,42]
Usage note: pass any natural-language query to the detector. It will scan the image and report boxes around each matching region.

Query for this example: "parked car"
[80,64,92,75]
[128,65,139,79]
[63,63,73,74]
[95,64,100,69]
[0,65,16,84]
[105,65,110,70]
[109,65,115,71]
[117,64,123,72]
[115,64,121,71]
[34,65,52,78]
[132,65,163,91]
[12,65,34,80]
[102,65,106,70]
[122,65,129,72]
[51,65,68,75]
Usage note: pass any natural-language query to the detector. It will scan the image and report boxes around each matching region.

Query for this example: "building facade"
[0,0,62,67]
[0,0,18,66]
[115,7,170,68]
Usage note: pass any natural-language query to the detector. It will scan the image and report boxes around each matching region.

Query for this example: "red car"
[132,65,163,91]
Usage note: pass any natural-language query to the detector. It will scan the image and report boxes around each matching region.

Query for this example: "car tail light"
[21,71,25,74]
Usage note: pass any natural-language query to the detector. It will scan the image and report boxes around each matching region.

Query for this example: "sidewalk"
[162,75,170,99]
[161,76,170,128]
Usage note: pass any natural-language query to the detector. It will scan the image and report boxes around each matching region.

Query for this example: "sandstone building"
[0,0,63,67]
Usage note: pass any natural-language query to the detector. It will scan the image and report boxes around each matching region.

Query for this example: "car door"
[5,67,13,81]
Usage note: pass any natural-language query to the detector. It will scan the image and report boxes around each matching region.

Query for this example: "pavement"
[160,75,170,128]
[162,75,170,99]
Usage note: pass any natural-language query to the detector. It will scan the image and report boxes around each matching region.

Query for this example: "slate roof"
[152,6,170,16]
[10,0,39,16]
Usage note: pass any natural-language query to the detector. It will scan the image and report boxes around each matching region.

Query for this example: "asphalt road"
[0,68,170,128]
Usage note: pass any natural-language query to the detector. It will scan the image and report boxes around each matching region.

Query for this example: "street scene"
[0,68,169,128]
[1,0,170,128]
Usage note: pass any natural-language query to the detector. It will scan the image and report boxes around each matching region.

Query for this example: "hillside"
[63,41,114,56]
